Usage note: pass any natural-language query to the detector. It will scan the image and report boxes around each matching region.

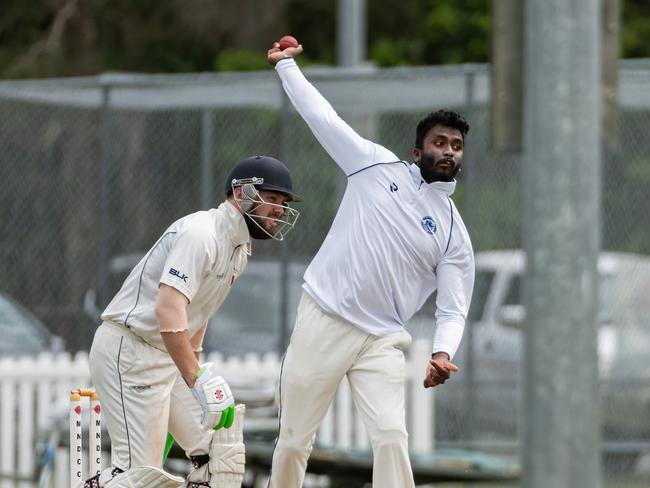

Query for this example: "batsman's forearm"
[155,284,200,385]
[161,330,201,387]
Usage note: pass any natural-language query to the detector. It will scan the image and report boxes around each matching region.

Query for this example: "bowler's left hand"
[423,352,459,388]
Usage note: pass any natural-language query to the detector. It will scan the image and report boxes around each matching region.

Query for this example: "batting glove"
[191,363,235,431]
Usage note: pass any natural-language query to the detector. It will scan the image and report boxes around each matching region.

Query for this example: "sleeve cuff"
[275,57,297,70]
[432,320,465,361]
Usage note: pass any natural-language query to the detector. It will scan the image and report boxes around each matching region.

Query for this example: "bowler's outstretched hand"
[268,41,303,66]
[423,352,459,388]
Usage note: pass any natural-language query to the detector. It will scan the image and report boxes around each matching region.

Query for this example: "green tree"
[1,0,649,77]
[421,0,490,64]
[622,0,650,58]
[0,0,288,78]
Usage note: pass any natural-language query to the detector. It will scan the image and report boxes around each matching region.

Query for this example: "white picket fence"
[0,339,434,487]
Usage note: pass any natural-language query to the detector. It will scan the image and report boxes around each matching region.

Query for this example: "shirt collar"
[223,200,252,249]
[408,163,457,195]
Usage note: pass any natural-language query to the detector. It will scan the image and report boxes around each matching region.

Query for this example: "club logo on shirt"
[169,268,189,282]
[420,216,437,234]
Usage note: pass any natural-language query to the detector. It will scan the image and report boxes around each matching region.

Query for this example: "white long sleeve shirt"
[276,59,475,360]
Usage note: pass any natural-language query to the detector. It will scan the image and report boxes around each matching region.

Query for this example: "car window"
[502,272,620,327]
[203,261,306,355]
[0,297,32,325]
[0,295,50,354]
[222,273,283,330]
[468,270,495,322]
[503,275,521,307]
[599,265,650,324]
[598,274,616,324]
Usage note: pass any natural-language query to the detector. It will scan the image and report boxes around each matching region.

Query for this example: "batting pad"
[105,466,184,488]
[209,404,246,488]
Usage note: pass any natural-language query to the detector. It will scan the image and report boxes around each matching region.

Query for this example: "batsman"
[85,156,301,487]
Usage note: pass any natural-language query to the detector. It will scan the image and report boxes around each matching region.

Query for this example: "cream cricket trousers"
[268,292,415,488]
[88,321,212,470]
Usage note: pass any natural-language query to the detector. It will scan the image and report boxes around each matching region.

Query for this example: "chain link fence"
[1,60,650,483]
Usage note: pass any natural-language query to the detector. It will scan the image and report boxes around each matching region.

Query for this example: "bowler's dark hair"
[415,110,470,149]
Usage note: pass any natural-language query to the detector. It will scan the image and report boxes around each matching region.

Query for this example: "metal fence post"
[337,0,366,67]
[279,86,291,354]
[201,109,215,209]
[98,79,113,316]
[523,0,602,486]
[463,66,477,442]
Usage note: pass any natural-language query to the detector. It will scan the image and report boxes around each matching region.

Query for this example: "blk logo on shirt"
[389,182,398,192]
[169,268,188,282]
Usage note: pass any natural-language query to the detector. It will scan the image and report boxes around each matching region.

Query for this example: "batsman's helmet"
[225,155,302,202]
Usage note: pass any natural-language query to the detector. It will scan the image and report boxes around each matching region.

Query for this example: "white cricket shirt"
[276,59,475,359]
[101,201,250,351]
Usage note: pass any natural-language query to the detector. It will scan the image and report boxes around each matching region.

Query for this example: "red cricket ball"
[279,35,299,51]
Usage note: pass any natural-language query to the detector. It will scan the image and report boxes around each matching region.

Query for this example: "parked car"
[203,260,307,356]
[0,292,64,356]
[85,254,308,356]
[412,250,650,444]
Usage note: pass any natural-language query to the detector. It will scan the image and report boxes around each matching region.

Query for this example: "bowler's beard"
[244,213,273,240]
[418,151,461,183]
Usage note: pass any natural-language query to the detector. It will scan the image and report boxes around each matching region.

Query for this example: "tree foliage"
[288,0,491,67]
[0,0,288,78]
[0,0,648,78]
[622,0,650,58]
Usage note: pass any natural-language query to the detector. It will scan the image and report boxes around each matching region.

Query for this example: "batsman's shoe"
[83,467,124,488]
[104,467,184,488]
[192,362,235,430]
